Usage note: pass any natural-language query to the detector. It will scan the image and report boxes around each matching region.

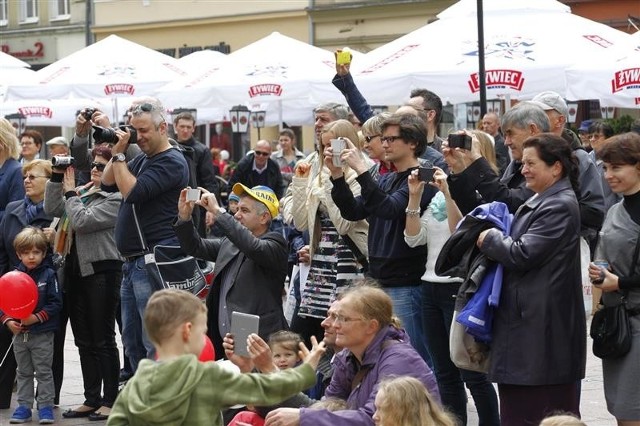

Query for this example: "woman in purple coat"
[265,283,439,426]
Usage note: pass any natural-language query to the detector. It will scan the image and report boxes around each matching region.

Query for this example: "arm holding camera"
[404,169,426,239]
[101,128,136,197]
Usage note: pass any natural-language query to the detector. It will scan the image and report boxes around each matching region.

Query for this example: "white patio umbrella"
[566,31,640,108]
[312,0,631,106]
[0,51,31,69]
[5,35,187,119]
[156,32,340,125]
[0,98,114,127]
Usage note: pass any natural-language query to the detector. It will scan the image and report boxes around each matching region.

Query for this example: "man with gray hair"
[313,102,349,144]
[446,101,551,214]
[101,98,189,372]
[530,90,605,239]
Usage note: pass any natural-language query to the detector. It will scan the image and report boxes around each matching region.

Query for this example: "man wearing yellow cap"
[174,183,288,357]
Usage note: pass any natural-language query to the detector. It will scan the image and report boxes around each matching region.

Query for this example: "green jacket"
[107,355,316,426]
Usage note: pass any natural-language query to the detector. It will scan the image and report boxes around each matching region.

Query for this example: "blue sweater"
[103,147,189,255]
[331,168,436,287]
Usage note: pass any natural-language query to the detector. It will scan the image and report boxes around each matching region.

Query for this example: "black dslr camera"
[51,156,75,169]
[92,125,138,145]
[81,108,96,121]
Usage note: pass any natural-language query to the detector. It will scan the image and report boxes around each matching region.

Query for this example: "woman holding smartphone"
[281,119,371,344]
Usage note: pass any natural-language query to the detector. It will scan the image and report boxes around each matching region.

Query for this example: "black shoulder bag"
[590,236,640,359]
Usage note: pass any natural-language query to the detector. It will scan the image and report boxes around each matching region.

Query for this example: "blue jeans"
[422,281,500,426]
[384,285,432,367]
[121,257,155,373]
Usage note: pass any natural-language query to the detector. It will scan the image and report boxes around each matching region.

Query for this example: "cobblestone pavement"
[1,318,615,425]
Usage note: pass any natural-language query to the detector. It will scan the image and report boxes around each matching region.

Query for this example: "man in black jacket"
[173,111,219,236]
[227,140,285,199]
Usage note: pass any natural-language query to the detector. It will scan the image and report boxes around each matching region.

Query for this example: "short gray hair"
[362,112,392,136]
[130,97,167,127]
[314,102,349,121]
[501,102,551,133]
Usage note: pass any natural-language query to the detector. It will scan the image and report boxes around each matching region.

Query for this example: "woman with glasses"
[0,159,54,410]
[266,283,439,425]
[45,144,123,421]
[282,119,370,345]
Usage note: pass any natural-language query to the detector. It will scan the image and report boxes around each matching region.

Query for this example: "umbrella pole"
[477,0,487,117]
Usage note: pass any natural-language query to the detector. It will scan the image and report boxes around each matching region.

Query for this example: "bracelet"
[405,208,421,217]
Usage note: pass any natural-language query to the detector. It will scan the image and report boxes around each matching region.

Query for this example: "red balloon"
[198,335,215,362]
[0,271,38,320]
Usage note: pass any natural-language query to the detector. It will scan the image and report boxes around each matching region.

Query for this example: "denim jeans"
[121,257,155,373]
[383,285,432,367]
[422,281,500,426]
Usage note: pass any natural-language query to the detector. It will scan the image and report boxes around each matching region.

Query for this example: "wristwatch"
[112,153,126,162]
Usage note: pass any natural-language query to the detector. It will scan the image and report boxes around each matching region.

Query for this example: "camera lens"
[92,125,119,144]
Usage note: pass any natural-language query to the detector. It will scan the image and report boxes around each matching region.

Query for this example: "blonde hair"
[0,118,21,160]
[309,397,348,412]
[14,227,48,254]
[539,414,587,426]
[340,282,395,329]
[376,376,455,426]
[322,119,363,151]
[22,159,52,178]
[144,289,207,346]
[472,130,499,174]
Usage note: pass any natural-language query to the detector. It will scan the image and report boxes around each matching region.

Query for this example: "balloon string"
[0,335,16,367]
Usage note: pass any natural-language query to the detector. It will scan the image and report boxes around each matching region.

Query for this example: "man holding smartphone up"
[173,183,289,358]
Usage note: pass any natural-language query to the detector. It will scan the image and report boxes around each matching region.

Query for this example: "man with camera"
[100,98,189,373]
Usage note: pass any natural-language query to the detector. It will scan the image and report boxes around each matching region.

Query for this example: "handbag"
[132,205,212,300]
[589,235,640,359]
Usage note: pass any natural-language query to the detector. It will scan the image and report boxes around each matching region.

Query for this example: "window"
[20,0,38,23]
[0,0,7,26]
[50,0,70,20]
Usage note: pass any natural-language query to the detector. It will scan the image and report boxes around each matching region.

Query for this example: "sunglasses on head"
[91,162,106,171]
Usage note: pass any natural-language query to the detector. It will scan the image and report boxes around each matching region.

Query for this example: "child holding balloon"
[0,227,62,424]
[108,289,326,426]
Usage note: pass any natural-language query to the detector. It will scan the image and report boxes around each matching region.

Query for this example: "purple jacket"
[299,325,439,426]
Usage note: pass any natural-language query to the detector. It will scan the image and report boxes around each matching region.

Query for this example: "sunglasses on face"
[91,162,107,171]
[365,134,381,143]
[254,151,270,157]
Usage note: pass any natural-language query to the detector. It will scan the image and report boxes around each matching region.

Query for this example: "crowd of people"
[0,53,639,426]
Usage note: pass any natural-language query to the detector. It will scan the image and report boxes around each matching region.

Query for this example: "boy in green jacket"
[107,289,325,426]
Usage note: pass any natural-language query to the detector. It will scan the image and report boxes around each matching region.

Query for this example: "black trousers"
[67,270,121,407]
[0,326,17,409]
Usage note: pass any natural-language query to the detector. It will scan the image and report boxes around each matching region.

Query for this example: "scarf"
[24,196,44,224]
[54,183,101,257]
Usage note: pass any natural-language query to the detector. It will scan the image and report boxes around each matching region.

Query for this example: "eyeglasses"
[381,135,403,144]
[364,134,381,143]
[23,174,48,181]
[21,141,35,146]
[326,313,366,325]
[254,151,270,157]
[91,162,107,171]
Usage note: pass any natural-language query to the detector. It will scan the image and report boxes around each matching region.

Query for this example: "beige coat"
[281,151,369,259]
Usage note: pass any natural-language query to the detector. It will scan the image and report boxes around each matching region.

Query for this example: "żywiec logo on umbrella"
[18,107,53,119]
[104,84,135,95]
[468,69,525,93]
[248,84,283,97]
[611,67,640,93]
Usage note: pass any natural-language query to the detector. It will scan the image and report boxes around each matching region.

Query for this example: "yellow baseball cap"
[232,184,279,218]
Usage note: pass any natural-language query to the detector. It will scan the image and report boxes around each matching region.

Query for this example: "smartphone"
[336,50,351,66]
[448,133,472,150]
[418,167,436,182]
[186,188,201,202]
[230,311,260,357]
[331,138,346,167]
